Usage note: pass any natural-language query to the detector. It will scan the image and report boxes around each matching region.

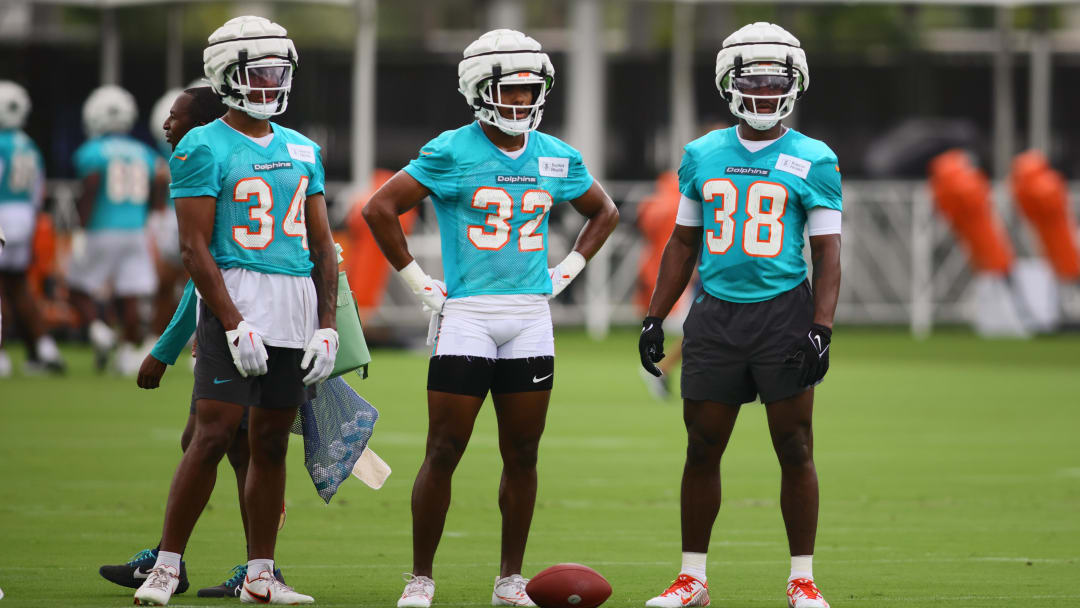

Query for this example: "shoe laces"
[252,570,297,594]
[146,566,177,592]
[126,549,157,565]
[401,573,434,597]
[662,574,704,596]
[495,574,529,595]
[788,578,822,599]
[225,564,247,588]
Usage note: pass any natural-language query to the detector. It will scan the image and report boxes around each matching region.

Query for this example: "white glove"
[301,327,339,386]
[548,251,587,298]
[399,260,447,313]
[224,321,269,377]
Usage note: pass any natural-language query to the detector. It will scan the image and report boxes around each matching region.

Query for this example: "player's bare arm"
[305,192,338,330]
[808,234,840,329]
[646,224,701,320]
[175,194,243,330]
[567,182,619,260]
[361,170,431,270]
[75,173,99,227]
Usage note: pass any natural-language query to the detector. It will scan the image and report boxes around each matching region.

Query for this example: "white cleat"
[645,574,710,608]
[133,565,179,605]
[786,578,829,608]
[492,574,536,606]
[398,573,435,608]
[240,569,314,604]
[0,350,11,378]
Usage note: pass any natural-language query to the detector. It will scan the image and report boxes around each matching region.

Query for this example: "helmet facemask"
[222,53,294,120]
[722,57,800,131]
[476,68,551,135]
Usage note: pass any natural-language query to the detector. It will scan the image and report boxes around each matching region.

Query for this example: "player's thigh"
[425,390,486,458]
[749,281,814,404]
[683,398,742,452]
[763,387,815,463]
[492,313,555,394]
[192,300,261,407]
[192,398,247,447]
[680,292,757,405]
[491,390,550,462]
[428,313,498,398]
[113,231,158,297]
[0,204,34,272]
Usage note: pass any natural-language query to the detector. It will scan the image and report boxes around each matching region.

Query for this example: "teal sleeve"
[307,149,326,196]
[150,280,196,365]
[402,134,457,201]
[169,142,220,199]
[803,156,843,211]
[73,142,101,179]
[677,148,700,201]
[561,149,594,202]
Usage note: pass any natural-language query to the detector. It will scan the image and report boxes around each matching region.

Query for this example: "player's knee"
[501,438,540,472]
[250,431,289,465]
[426,435,468,472]
[774,429,813,469]
[189,427,233,462]
[179,426,194,453]
[685,430,726,467]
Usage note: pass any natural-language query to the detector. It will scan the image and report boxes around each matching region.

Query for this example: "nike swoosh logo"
[133,567,151,580]
[810,335,822,351]
[213,377,232,384]
[420,151,433,155]
[174,154,188,161]
[533,373,553,383]
[642,323,654,334]
[246,586,271,603]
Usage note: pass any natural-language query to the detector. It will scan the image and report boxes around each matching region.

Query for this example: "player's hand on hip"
[136,354,167,389]
[548,251,587,299]
[399,260,446,313]
[788,323,831,386]
[638,316,666,377]
[301,327,339,386]
[225,320,269,377]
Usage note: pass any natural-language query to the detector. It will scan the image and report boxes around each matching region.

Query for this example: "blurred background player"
[98,86,291,599]
[146,86,193,341]
[132,16,337,606]
[639,23,841,608]
[0,80,64,376]
[68,84,164,375]
[364,28,618,608]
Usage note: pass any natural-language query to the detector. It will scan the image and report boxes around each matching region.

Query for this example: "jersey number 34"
[703,178,788,258]
[232,176,308,250]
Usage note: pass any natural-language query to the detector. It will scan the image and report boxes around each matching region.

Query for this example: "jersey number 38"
[702,178,788,258]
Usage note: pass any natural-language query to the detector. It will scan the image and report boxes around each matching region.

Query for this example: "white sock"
[789,555,813,581]
[154,550,181,572]
[247,559,275,578]
[36,335,60,361]
[680,552,707,582]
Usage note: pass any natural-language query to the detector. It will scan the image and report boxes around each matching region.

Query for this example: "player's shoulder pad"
[530,130,583,160]
[170,123,217,161]
[785,129,839,165]
[684,126,734,157]
[416,125,472,160]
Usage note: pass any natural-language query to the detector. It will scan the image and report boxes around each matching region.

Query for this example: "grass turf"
[0,328,1078,607]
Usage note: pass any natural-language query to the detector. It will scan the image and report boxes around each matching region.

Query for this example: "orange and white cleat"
[786,578,829,608]
[645,574,709,608]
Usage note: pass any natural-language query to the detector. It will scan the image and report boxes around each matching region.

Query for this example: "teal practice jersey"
[404,122,594,298]
[678,127,842,303]
[74,134,159,231]
[0,129,43,206]
[169,119,325,277]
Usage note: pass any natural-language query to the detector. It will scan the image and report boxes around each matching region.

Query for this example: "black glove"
[786,323,832,386]
[639,316,666,377]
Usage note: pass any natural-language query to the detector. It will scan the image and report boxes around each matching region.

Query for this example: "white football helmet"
[83,85,138,137]
[0,81,31,130]
[204,15,297,120]
[715,22,809,131]
[458,29,554,135]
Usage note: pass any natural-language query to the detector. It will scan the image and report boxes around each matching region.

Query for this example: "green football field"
[1,329,1078,607]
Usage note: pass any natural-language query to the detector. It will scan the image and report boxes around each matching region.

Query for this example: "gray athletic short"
[681,281,814,405]
[191,300,314,409]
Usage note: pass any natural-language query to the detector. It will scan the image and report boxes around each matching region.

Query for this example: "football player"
[364,29,618,608]
[0,80,65,376]
[638,23,841,608]
[132,16,336,606]
[69,85,163,375]
[98,86,291,599]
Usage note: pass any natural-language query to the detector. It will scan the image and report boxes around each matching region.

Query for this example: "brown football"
[525,563,612,608]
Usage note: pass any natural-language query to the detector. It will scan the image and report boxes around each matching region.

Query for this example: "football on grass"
[525,563,612,608]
